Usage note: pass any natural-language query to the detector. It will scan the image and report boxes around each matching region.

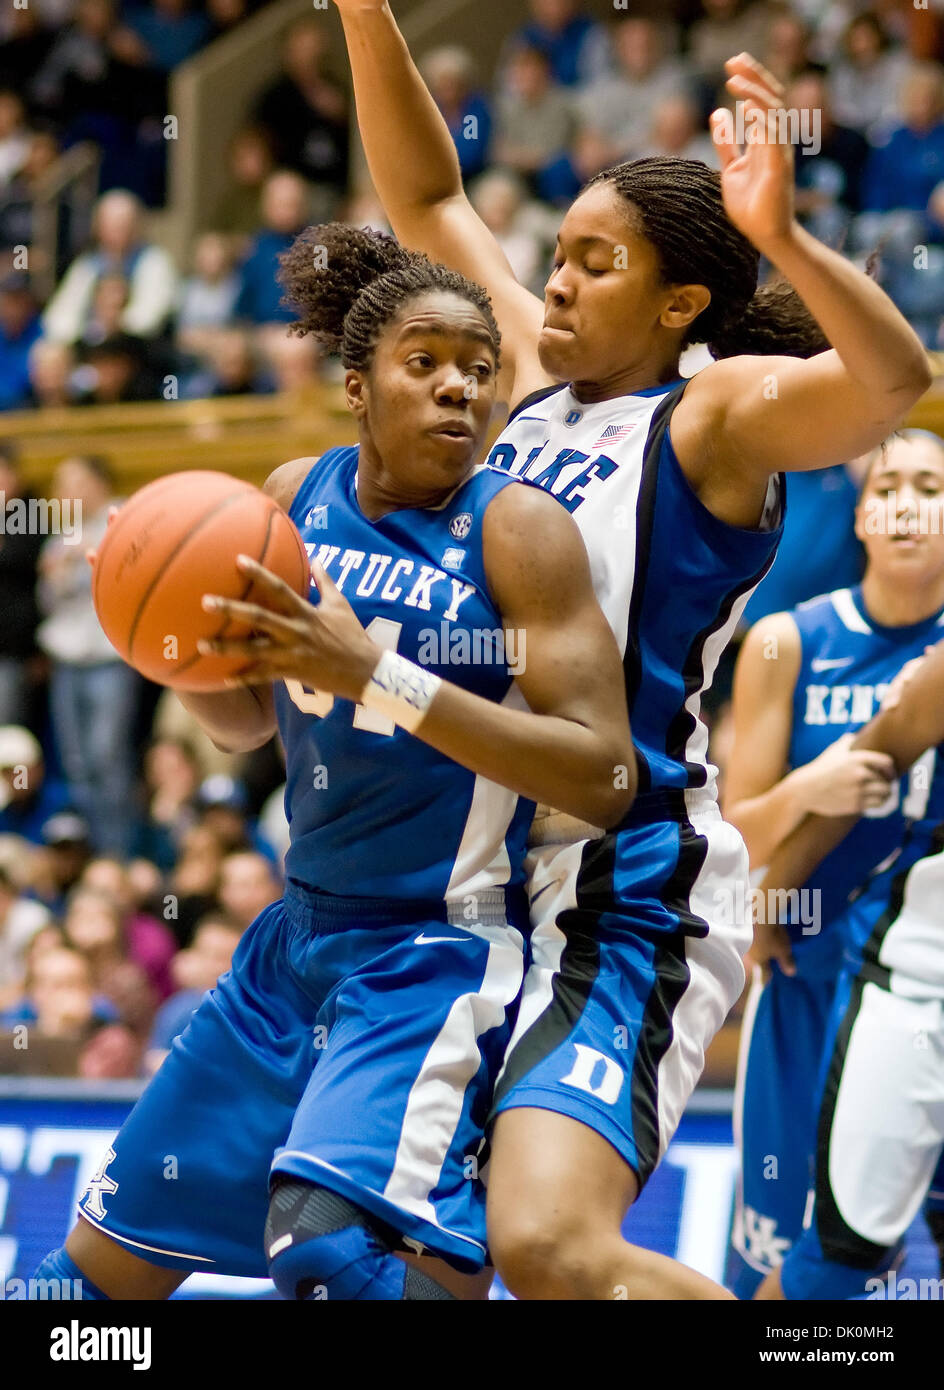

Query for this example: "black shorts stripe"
[813,974,892,1268]
[489,815,708,1188]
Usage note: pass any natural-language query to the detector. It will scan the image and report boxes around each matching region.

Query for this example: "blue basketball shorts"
[728,930,845,1298]
[76,880,526,1276]
[489,799,749,1187]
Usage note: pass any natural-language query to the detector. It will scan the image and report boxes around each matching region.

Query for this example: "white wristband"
[360,648,442,732]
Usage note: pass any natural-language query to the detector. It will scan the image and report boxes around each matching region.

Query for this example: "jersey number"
[284,617,402,737]
[864,748,937,821]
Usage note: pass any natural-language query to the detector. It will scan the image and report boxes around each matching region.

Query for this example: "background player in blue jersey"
[724,430,944,1296]
[34,229,638,1301]
[335,0,933,1299]
[746,630,944,1300]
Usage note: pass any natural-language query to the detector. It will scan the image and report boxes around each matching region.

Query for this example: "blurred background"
[1,0,943,1295]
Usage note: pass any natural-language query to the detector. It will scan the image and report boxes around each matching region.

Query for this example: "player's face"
[539,182,708,394]
[350,292,497,501]
[856,438,944,578]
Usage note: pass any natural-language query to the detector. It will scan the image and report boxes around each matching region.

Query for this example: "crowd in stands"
[0,0,939,1078]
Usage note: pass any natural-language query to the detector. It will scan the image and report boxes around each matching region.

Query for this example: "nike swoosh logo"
[810,657,855,672]
[530,882,555,907]
[414,932,471,945]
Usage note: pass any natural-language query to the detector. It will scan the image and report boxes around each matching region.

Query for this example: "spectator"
[61,885,156,1036]
[505,0,611,89]
[234,170,311,325]
[254,19,349,214]
[421,46,492,181]
[143,911,241,1074]
[168,821,225,946]
[573,17,692,175]
[36,455,141,855]
[263,329,320,394]
[0,7,54,96]
[789,68,868,247]
[760,8,814,88]
[216,849,279,931]
[828,9,912,141]
[133,735,200,870]
[73,331,164,403]
[206,0,253,44]
[27,338,74,407]
[640,94,719,166]
[124,0,211,73]
[0,129,63,258]
[79,270,130,346]
[0,89,31,189]
[860,62,944,226]
[211,125,275,240]
[192,327,275,397]
[0,862,51,1011]
[0,728,71,844]
[0,272,42,411]
[0,447,44,726]
[176,232,241,348]
[32,812,93,915]
[493,43,578,204]
[688,0,772,93]
[78,856,177,999]
[193,773,277,860]
[0,944,138,1078]
[42,188,179,345]
[469,169,549,294]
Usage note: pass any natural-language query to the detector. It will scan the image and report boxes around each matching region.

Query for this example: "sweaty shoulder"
[262,456,320,513]
[481,477,591,605]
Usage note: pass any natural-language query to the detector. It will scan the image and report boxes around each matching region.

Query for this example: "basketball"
[91,470,311,691]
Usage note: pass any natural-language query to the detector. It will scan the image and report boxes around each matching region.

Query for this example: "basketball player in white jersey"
[334,1,930,1299]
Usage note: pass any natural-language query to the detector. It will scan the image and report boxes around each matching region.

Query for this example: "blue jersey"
[273,446,534,901]
[487,380,783,811]
[788,584,944,954]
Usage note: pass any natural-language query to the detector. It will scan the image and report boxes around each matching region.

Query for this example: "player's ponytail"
[278,223,501,370]
[589,157,828,361]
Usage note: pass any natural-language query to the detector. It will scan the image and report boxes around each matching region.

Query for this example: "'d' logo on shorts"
[449,512,473,540]
[560,1044,623,1105]
[82,1146,119,1220]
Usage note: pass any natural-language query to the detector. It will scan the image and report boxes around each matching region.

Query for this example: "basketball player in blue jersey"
[723,431,944,1297]
[335,0,932,1299]
[34,232,639,1301]
[744,628,944,1300]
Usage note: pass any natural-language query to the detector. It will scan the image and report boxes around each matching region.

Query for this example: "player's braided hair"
[278,223,501,370]
[588,158,828,360]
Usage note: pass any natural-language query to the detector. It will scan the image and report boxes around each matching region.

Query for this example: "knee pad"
[264,1177,453,1301]
[33,1247,110,1300]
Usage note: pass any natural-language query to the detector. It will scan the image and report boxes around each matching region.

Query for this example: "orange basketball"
[92,470,311,691]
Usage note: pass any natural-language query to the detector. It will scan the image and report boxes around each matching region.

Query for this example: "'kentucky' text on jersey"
[273,446,534,901]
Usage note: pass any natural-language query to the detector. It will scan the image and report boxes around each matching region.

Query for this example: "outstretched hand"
[710,52,796,253]
[197,554,381,702]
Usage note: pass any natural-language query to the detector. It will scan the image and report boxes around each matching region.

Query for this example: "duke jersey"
[487,379,783,808]
[272,446,534,901]
[787,584,944,955]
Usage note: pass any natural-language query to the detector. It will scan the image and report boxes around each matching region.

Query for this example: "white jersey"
[486,378,783,811]
[858,830,944,998]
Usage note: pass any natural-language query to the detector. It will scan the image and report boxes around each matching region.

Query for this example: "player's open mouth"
[430,423,474,440]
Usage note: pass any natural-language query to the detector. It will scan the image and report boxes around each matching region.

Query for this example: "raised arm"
[673,54,932,528]
[198,481,637,829]
[333,0,551,409]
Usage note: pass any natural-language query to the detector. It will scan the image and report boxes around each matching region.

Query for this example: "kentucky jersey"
[273,446,534,901]
[487,379,783,808]
[788,584,944,952]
